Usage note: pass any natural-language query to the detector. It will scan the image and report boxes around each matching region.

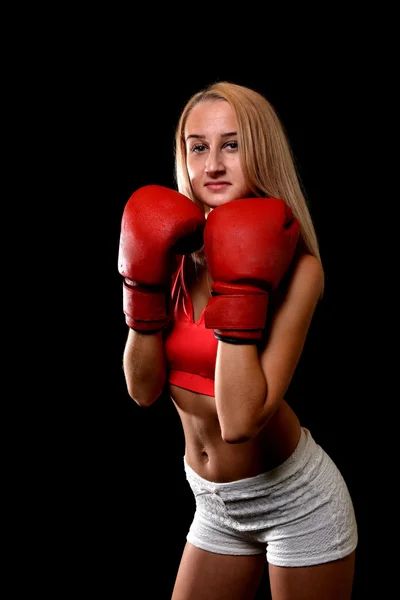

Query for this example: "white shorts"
[184,428,358,567]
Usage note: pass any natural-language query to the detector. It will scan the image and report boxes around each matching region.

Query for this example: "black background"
[33,41,371,598]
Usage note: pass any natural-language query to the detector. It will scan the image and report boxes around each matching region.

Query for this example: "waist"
[184,426,314,490]
[181,402,302,483]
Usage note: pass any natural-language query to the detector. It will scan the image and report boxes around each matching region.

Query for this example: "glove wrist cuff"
[204,293,269,333]
[123,281,171,332]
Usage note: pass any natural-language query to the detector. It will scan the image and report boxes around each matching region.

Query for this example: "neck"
[187,252,212,297]
[191,246,207,267]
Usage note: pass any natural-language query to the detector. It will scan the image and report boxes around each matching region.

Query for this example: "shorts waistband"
[184,427,316,497]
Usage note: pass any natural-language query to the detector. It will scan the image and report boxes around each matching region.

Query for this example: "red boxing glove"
[118,185,205,332]
[204,197,300,344]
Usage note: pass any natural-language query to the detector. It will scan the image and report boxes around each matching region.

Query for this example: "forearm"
[215,342,268,443]
[123,329,167,406]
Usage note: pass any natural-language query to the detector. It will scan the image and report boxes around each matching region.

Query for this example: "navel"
[200,450,209,463]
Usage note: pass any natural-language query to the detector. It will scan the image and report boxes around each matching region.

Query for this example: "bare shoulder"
[290,251,325,299]
[269,251,325,324]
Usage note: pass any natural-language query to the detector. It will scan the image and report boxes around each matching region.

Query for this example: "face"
[184,100,252,209]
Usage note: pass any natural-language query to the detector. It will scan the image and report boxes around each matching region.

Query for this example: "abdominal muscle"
[168,383,302,483]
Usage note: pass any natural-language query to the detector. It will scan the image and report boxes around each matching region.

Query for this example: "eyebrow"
[185,131,237,142]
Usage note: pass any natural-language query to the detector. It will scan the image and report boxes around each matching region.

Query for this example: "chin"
[199,193,238,209]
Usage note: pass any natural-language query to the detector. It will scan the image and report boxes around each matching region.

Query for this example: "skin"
[171,101,355,599]
[185,100,252,210]
[125,99,356,598]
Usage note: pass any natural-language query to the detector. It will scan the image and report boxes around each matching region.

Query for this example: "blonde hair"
[174,81,322,263]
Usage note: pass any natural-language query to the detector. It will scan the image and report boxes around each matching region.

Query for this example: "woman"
[119,81,358,599]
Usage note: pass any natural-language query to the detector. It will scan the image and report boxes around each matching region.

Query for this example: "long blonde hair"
[174,81,322,264]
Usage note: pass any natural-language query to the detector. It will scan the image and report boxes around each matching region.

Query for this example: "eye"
[191,143,207,153]
[224,141,238,151]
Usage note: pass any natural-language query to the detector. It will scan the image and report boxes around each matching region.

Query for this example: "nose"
[205,148,225,175]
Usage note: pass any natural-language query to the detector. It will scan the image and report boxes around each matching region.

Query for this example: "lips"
[205,182,230,191]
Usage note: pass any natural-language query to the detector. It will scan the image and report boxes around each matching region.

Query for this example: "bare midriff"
[169,383,302,483]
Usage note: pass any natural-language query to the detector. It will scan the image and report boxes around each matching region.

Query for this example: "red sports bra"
[164,255,218,397]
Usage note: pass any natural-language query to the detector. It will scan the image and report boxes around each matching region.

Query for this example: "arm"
[215,253,324,443]
[123,329,167,407]
[118,185,205,406]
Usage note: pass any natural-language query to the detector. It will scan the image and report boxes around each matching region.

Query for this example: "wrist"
[204,289,269,343]
[123,280,172,332]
